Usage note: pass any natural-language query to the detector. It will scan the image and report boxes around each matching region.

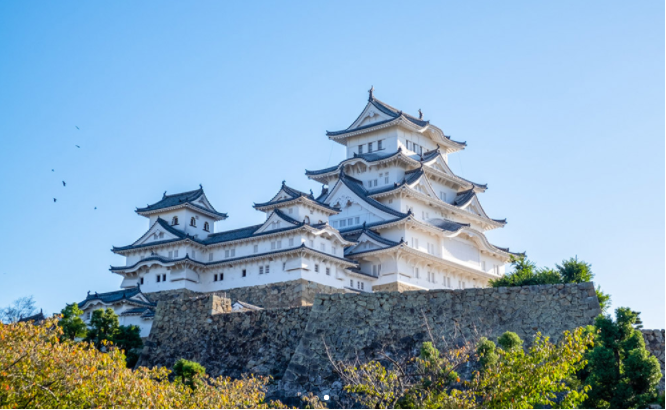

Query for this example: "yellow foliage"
[0,318,290,409]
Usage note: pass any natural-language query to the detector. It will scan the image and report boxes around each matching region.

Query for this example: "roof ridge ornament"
[368,86,374,101]
[418,109,423,120]
[163,191,167,198]
[199,184,203,189]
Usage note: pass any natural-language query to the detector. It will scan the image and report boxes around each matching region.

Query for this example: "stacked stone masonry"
[642,329,665,391]
[138,282,664,402]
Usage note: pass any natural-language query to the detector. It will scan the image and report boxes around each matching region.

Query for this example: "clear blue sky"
[0,1,663,327]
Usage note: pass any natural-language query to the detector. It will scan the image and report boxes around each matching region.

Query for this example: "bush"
[0,318,288,408]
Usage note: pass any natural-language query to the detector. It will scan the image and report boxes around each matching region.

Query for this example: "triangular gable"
[406,173,438,199]
[131,219,183,247]
[323,178,403,221]
[193,193,215,212]
[348,102,395,130]
[461,196,490,219]
[422,153,455,177]
[253,210,301,234]
[128,293,151,304]
[346,231,394,254]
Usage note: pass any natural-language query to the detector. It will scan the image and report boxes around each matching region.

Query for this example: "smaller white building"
[78,287,156,338]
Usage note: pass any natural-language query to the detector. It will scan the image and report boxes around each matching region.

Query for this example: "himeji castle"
[79,89,521,335]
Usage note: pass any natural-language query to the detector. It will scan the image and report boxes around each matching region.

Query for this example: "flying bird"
[62,181,66,187]
[53,198,57,203]
[51,169,54,172]
[94,207,97,210]
[75,145,80,148]
[75,126,80,130]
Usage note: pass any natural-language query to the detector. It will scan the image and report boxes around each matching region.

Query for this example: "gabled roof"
[325,91,466,149]
[18,310,45,323]
[254,181,339,213]
[112,217,191,252]
[79,286,155,309]
[325,171,408,218]
[136,186,227,219]
[428,218,470,232]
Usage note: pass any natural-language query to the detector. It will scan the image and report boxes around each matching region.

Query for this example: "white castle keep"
[78,90,521,336]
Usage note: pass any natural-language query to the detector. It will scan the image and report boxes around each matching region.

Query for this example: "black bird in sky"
[53,198,57,202]
[51,169,54,172]
[75,126,80,130]
[62,181,66,187]
[94,207,97,210]
[75,145,80,148]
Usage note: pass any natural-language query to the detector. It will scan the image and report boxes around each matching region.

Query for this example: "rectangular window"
[406,140,412,150]
[332,247,337,255]
[225,249,229,258]
[357,281,361,289]
[214,274,218,282]
[378,264,382,275]
[309,240,314,247]
[192,250,196,258]
[230,249,235,257]
[156,275,161,283]
[320,243,326,252]
[373,179,378,187]
[220,273,224,281]
[350,279,353,287]
[384,175,389,184]
[482,261,486,271]
[447,277,451,287]
[254,244,258,253]
[368,142,373,152]
[339,219,346,227]
[314,264,319,273]
[209,253,214,262]
[259,266,264,274]
[378,140,383,150]
[162,274,166,282]
[355,216,360,224]
[282,262,286,270]
[277,240,282,249]
[325,267,330,275]
[265,265,270,274]
[358,144,363,154]
[415,267,420,279]
[373,265,377,276]
[331,221,338,228]
[242,269,246,277]
[271,241,276,250]
[140,277,144,285]
[347,218,353,226]
[361,282,364,290]
[440,192,447,202]
[174,250,179,258]
[288,208,293,214]
[289,238,294,246]
[168,251,173,258]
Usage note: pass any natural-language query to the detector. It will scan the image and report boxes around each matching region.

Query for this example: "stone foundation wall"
[145,280,345,308]
[642,329,665,391]
[139,282,603,403]
[138,294,312,379]
[281,282,602,400]
[372,282,423,293]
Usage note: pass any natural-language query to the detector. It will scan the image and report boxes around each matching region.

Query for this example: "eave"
[136,203,228,221]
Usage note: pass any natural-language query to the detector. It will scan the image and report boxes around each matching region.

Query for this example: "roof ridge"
[208,223,264,236]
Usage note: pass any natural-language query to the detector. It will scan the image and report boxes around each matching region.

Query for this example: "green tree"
[173,359,207,389]
[58,303,87,340]
[490,256,611,313]
[84,308,119,349]
[114,325,143,368]
[333,328,593,409]
[581,307,662,409]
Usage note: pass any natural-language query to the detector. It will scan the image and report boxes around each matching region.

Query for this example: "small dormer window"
[190,217,196,227]
[203,222,210,232]
[172,216,179,225]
